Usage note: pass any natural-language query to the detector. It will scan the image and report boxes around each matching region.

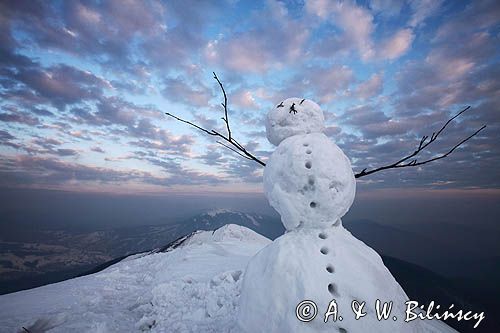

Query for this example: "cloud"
[377,29,414,60]
[129,153,225,186]
[395,30,497,115]
[0,155,138,186]
[0,110,39,125]
[33,1,165,69]
[353,73,383,100]
[1,59,110,109]
[342,104,389,127]
[162,77,214,108]
[408,0,443,28]
[306,0,375,60]
[433,0,500,41]
[207,0,310,73]
[231,90,259,110]
[91,146,105,153]
[369,0,404,17]
[0,129,15,141]
[128,134,194,157]
[55,148,79,157]
[303,65,355,103]
[0,154,225,189]
[308,1,414,61]
[0,129,20,149]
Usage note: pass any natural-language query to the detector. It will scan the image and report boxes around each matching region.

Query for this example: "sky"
[0,0,499,198]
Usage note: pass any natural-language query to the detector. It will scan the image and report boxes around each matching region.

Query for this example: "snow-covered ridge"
[203,208,234,217]
[156,224,270,253]
[0,225,270,332]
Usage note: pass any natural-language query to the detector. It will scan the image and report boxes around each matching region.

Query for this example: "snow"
[0,225,269,333]
[0,224,456,333]
[204,208,233,217]
[263,133,356,230]
[238,224,428,332]
[243,213,260,227]
[266,98,325,146]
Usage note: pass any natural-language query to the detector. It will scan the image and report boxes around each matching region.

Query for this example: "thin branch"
[164,112,217,137]
[355,106,486,178]
[216,141,252,160]
[213,72,231,140]
[164,73,266,167]
[400,125,486,167]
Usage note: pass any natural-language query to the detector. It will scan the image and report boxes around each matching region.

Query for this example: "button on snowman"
[237,98,425,333]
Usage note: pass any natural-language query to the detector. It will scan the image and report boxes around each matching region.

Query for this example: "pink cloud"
[353,73,383,100]
[206,0,310,73]
[378,29,414,60]
[306,0,375,60]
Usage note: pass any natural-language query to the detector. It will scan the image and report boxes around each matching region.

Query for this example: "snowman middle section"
[263,132,355,231]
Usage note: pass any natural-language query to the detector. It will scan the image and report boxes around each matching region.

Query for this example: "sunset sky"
[0,0,498,196]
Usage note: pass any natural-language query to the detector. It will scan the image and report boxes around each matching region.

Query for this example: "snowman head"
[265,97,325,146]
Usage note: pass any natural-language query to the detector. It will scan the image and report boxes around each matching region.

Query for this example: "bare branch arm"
[164,73,266,167]
[355,106,486,178]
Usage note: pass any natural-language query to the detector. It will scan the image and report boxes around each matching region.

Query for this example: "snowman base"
[236,222,426,333]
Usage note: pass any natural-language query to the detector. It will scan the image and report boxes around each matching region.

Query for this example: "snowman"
[236,98,428,332]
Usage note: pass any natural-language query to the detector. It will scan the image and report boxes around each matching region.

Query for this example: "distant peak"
[212,224,270,243]
[160,224,271,252]
[203,208,235,217]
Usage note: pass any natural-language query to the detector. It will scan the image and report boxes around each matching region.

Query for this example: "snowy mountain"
[187,209,284,240]
[0,225,460,333]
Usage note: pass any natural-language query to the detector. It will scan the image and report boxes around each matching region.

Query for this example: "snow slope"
[0,225,456,333]
[0,225,269,332]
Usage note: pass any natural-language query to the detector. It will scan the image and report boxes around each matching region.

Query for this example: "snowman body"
[237,98,427,332]
[263,132,355,231]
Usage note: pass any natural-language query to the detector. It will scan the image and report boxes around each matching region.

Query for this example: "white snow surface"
[264,133,356,230]
[238,224,455,333]
[0,225,269,333]
[0,224,456,333]
[266,98,325,146]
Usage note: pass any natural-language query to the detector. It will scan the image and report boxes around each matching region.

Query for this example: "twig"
[164,73,266,167]
[354,106,486,178]
[213,72,231,140]
[216,141,252,160]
